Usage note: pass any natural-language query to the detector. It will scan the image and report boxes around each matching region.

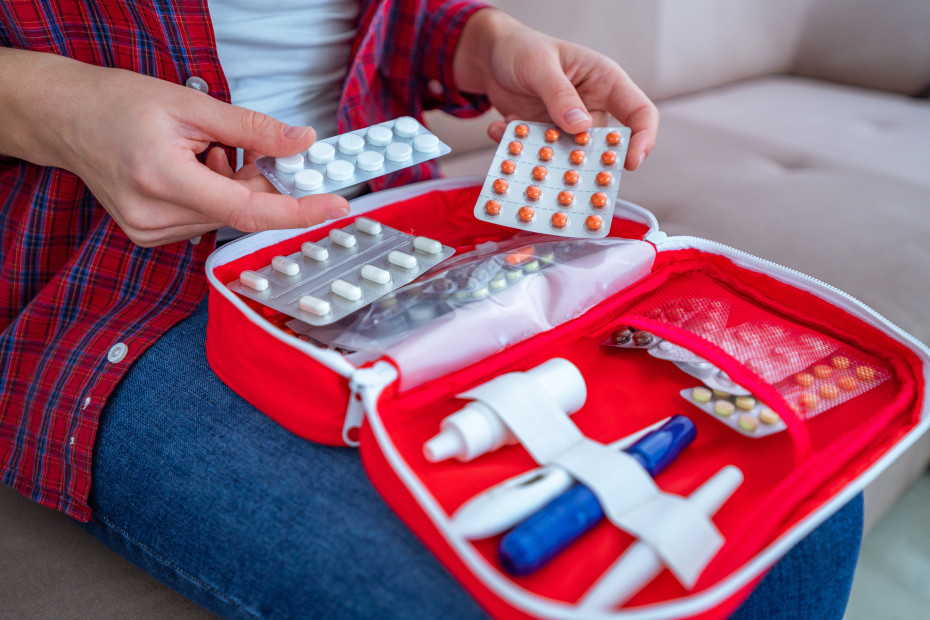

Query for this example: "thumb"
[195,100,316,157]
[530,61,592,134]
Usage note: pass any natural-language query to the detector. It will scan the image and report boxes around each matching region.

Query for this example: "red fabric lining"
[361,249,923,614]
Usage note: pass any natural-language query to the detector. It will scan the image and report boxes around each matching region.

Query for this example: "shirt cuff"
[420,0,491,117]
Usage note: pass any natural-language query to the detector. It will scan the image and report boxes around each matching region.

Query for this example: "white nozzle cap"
[423,428,466,463]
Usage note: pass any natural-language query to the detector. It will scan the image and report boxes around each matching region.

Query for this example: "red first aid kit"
[205,176,928,619]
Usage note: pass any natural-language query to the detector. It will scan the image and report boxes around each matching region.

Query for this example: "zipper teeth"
[667,236,930,358]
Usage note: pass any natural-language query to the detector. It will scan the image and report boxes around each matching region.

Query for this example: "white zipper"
[344,361,399,446]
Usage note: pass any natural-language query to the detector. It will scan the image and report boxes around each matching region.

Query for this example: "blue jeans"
[80,299,862,619]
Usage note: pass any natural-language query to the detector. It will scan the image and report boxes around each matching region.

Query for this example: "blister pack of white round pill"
[473,120,631,238]
[256,117,452,197]
[227,217,455,325]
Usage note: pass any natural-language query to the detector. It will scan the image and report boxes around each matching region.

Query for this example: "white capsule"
[307,142,335,164]
[239,270,269,291]
[366,125,394,146]
[301,242,329,262]
[413,133,439,153]
[413,236,442,255]
[328,228,357,248]
[385,142,412,162]
[271,256,300,276]
[393,116,419,138]
[274,154,304,173]
[361,264,391,285]
[354,217,382,235]
[356,150,384,172]
[326,159,355,181]
[294,169,323,191]
[331,279,362,301]
[388,250,417,269]
[298,295,331,316]
[337,133,365,156]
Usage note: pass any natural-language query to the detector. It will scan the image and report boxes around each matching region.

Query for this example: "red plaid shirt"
[0,0,488,521]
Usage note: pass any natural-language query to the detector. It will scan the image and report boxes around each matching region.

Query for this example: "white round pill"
[301,242,329,262]
[331,279,362,301]
[354,217,382,236]
[361,264,391,285]
[413,236,442,255]
[328,228,357,248]
[413,133,439,153]
[356,150,384,172]
[337,133,365,156]
[307,142,335,164]
[385,142,412,162]
[239,270,268,292]
[326,159,355,181]
[388,250,417,270]
[299,295,331,316]
[274,154,304,173]
[393,116,419,138]
[293,169,323,191]
[366,125,393,146]
[271,256,300,276]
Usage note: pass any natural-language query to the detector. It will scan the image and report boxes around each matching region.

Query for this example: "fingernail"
[639,151,646,167]
[329,205,349,219]
[563,107,591,126]
[284,125,311,140]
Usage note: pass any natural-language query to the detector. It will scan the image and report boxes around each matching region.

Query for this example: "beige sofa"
[3,0,929,616]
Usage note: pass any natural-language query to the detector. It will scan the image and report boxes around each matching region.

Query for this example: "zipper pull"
[344,361,399,446]
[644,230,667,246]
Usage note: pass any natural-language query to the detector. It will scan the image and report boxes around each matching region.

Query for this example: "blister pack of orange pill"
[473,120,631,238]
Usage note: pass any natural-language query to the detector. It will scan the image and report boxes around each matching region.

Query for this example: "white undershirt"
[208,0,361,137]
[207,0,363,240]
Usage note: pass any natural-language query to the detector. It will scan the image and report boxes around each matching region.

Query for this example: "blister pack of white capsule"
[473,120,631,238]
[256,117,452,197]
[227,217,455,325]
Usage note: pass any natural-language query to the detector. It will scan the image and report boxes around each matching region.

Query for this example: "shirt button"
[185,76,209,93]
[188,235,202,246]
[427,79,444,97]
[107,342,129,363]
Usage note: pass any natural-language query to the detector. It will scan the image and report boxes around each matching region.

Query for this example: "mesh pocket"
[618,271,899,449]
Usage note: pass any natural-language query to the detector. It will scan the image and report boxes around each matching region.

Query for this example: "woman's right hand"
[0,48,349,247]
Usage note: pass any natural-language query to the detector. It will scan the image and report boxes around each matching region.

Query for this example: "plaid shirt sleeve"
[1,0,489,521]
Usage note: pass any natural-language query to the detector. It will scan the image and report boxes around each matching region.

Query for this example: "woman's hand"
[453,9,658,170]
[0,49,349,247]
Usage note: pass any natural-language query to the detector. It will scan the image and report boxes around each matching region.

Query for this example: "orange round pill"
[795,372,814,387]
[590,192,608,208]
[856,365,876,381]
[813,364,833,379]
[820,384,839,400]
[551,212,568,228]
[532,165,548,181]
[484,200,501,215]
[838,376,858,391]
[517,206,535,223]
[505,246,535,265]
[525,185,542,201]
[574,132,590,145]
[601,150,618,165]
[492,178,509,194]
[538,147,554,161]
[569,150,585,164]
[508,141,523,155]
[596,171,612,186]
[563,170,579,185]
[798,392,819,410]
[831,355,850,369]
[557,190,574,206]
[514,123,529,138]
[544,128,559,142]
[500,160,516,175]
[606,131,622,146]
[585,214,603,231]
